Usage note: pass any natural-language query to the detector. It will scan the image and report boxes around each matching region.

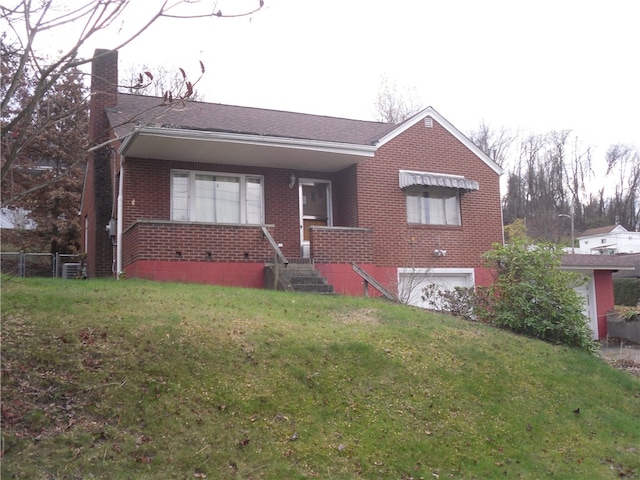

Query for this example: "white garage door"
[398,268,474,310]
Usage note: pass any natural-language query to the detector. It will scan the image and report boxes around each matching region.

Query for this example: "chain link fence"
[0,252,83,278]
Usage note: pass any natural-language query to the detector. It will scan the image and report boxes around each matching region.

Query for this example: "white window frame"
[405,185,461,226]
[171,169,265,224]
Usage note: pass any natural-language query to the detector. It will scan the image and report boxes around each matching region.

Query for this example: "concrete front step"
[265,263,335,294]
[287,275,328,285]
[290,283,335,293]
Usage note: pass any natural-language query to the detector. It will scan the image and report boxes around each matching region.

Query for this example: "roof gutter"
[118,125,378,157]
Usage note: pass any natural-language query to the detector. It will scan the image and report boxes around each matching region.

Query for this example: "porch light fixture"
[289,174,296,189]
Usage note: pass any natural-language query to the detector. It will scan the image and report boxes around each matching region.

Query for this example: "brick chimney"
[88,49,118,142]
[81,49,118,278]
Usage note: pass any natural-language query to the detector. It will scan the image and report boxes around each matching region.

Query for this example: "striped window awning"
[399,170,479,191]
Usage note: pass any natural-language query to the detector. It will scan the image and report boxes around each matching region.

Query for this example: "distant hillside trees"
[469,125,639,241]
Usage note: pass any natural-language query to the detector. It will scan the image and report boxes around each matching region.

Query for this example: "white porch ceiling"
[118,127,377,172]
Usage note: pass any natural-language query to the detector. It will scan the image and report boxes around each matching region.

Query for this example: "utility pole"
[558,213,575,254]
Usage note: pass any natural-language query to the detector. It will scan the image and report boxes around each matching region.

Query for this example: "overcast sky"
[71,0,638,173]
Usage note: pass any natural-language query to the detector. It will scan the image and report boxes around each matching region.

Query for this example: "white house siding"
[577,227,640,255]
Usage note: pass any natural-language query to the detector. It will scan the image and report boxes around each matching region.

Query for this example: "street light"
[558,213,575,254]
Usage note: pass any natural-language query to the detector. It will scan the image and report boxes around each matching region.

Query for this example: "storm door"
[299,179,332,258]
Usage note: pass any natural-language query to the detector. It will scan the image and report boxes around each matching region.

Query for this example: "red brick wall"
[264,168,306,258]
[333,164,359,227]
[310,227,374,264]
[122,158,342,260]
[121,222,277,288]
[122,221,274,264]
[356,118,503,270]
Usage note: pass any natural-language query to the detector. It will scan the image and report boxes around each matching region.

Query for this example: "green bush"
[476,240,597,354]
[613,278,640,306]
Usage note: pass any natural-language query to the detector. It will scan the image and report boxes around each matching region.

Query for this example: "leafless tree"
[373,74,422,124]
[468,121,515,168]
[500,130,596,242]
[1,0,265,192]
[605,144,640,230]
[562,134,593,215]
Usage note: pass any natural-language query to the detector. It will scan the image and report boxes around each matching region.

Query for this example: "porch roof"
[110,94,394,172]
[561,254,636,271]
[119,126,379,172]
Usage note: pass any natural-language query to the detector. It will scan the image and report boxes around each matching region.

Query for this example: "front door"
[299,180,332,258]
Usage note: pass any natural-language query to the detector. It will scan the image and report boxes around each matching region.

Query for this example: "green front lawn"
[2,278,638,479]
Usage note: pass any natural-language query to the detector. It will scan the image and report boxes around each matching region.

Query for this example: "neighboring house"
[1,207,39,254]
[80,49,504,301]
[577,224,640,255]
[562,254,636,339]
[1,207,36,230]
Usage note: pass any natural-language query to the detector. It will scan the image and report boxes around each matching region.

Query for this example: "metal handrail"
[261,227,288,266]
[351,262,397,301]
[261,227,288,290]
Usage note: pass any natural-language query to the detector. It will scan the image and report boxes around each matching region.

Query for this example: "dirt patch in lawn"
[333,308,381,326]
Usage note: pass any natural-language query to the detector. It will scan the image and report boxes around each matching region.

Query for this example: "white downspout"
[116,155,124,278]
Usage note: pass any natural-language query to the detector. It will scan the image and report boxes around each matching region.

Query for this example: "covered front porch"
[115,123,377,269]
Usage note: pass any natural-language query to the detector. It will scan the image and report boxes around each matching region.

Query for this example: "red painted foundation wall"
[317,264,495,298]
[125,260,265,288]
[315,263,398,297]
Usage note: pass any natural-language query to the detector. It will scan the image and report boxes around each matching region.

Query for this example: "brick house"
[80,49,504,300]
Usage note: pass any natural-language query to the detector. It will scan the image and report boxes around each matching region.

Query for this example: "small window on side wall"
[406,185,460,226]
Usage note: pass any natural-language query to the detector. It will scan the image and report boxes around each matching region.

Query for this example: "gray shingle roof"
[561,253,637,270]
[579,225,622,237]
[107,93,396,146]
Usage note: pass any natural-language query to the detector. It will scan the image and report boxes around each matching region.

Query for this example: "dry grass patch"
[332,307,381,326]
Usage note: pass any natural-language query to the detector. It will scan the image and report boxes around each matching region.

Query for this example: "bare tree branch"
[468,121,515,168]
[1,0,264,249]
[1,0,265,184]
[373,74,422,124]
